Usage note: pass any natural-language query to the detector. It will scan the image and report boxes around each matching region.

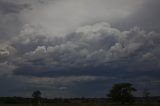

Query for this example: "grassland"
[1,103,160,106]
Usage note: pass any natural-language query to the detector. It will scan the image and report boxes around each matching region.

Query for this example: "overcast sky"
[0,0,160,98]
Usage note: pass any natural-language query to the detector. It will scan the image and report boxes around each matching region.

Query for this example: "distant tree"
[32,90,42,106]
[107,83,137,104]
[143,88,150,103]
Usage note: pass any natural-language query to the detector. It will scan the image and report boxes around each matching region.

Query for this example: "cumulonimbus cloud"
[1,22,157,79]
[0,0,160,97]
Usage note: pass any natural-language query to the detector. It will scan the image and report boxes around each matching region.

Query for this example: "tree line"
[0,82,160,105]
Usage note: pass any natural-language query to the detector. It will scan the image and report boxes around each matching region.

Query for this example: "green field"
[0,103,160,106]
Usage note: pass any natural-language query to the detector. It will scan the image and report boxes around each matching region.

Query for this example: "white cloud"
[0,44,16,60]
[25,46,47,60]
[0,49,10,59]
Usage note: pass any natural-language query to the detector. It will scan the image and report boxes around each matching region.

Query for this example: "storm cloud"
[0,0,160,97]
[1,22,158,82]
[0,0,29,14]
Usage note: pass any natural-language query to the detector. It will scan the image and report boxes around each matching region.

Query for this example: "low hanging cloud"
[1,22,157,79]
[0,44,17,75]
[0,0,29,14]
[0,20,160,97]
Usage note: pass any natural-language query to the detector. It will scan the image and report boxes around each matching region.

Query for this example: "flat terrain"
[0,103,160,106]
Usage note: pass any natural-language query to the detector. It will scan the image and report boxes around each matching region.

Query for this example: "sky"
[0,0,160,98]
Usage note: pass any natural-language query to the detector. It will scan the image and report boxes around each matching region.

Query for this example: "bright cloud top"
[23,0,144,36]
[0,22,158,78]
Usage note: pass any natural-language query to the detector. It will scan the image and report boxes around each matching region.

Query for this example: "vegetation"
[0,97,160,106]
[32,90,42,106]
[0,102,160,106]
[0,83,160,106]
[143,88,150,104]
[107,83,137,104]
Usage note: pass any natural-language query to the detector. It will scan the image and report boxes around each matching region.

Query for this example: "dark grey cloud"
[2,22,157,81]
[0,75,30,97]
[0,0,32,41]
[0,1,29,14]
[0,0,160,97]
